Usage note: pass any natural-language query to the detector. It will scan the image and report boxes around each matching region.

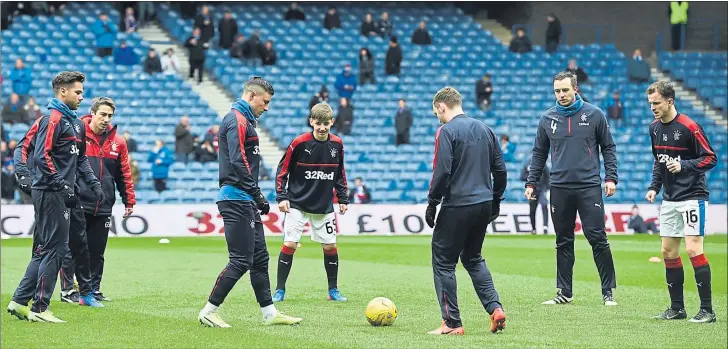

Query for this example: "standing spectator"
[566,59,588,84]
[627,205,659,234]
[1,94,26,124]
[360,13,377,37]
[394,98,413,145]
[669,1,689,51]
[476,73,494,111]
[627,49,651,83]
[195,140,218,163]
[203,124,219,152]
[411,21,432,45]
[284,2,306,21]
[9,58,32,101]
[148,139,174,193]
[185,28,208,83]
[123,7,137,33]
[137,2,155,27]
[130,160,140,185]
[23,96,42,121]
[308,85,329,110]
[229,34,246,59]
[509,28,533,53]
[545,13,562,54]
[334,64,357,99]
[0,141,8,162]
[261,40,277,66]
[259,164,271,181]
[113,41,140,66]
[6,139,17,160]
[218,10,238,50]
[385,36,402,76]
[349,177,371,204]
[358,48,375,85]
[243,30,263,64]
[605,91,624,121]
[323,7,341,30]
[174,115,195,163]
[500,135,516,162]
[123,131,138,153]
[161,48,181,76]
[92,12,117,57]
[521,155,550,235]
[1,162,16,204]
[376,12,393,38]
[334,97,354,135]
[143,48,162,74]
[194,5,214,43]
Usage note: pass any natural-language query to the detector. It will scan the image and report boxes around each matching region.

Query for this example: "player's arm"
[648,132,663,194]
[13,117,41,179]
[680,123,717,173]
[114,139,136,210]
[32,115,67,190]
[224,117,258,194]
[334,144,350,205]
[275,140,299,202]
[596,110,618,184]
[526,119,549,188]
[427,127,454,205]
[490,131,507,201]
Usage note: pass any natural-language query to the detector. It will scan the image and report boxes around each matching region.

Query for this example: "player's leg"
[273,208,306,302]
[59,249,76,303]
[545,187,577,303]
[575,185,616,305]
[459,201,505,333]
[310,211,345,301]
[539,192,549,234]
[87,215,112,301]
[683,200,715,323]
[68,209,101,307]
[652,200,687,319]
[8,223,42,320]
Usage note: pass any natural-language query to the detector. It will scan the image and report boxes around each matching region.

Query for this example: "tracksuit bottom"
[207,201,273,308]
[432,201,502,329]
[550,185,617,296]
[60,212,110,295]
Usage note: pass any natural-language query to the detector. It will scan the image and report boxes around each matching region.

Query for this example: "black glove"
[425,203,438,228]
[490,198,502,223]
[91,183,105,203]
[16,173,32,195]
[252,188,270,215]
[59,183,78,208]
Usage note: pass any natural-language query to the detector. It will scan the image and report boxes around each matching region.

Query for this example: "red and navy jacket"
[275,132,349,214]
[77,115,135,215]
[217,109,261,201]
[649,113,717,202]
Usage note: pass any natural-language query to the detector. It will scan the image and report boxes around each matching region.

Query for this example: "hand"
[490,199,501,223]
[278,200,290,213]
[16,174,32,195]
[124,206,134,217]
[339,204,348,214]
[604,181,616,197]
[252,189,270,215]
[425,203,437,228]
[59,183,78,208]
[667,160,681,174]
[92,184,105,203]
[524,187,534,201]
[645,190,657,203]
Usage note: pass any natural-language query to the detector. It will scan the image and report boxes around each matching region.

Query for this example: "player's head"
[242,76,274,118]
[646,81,676,120]
[309,102,334,139]
[432,86,463,124]
[52,71,85,110]
[89,97,116,134]
[552,71,577,106]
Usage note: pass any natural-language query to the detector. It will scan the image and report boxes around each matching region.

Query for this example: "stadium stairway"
[477,19,512,46]
[650,67,728,127]
[137,24,285,163]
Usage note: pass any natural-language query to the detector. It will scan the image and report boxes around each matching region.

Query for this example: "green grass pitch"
[2,234,726,349]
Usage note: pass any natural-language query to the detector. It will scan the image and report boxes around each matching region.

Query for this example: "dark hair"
[52,71,85,93]
[553,71,577,87]
[243,76,275,96]
[646,81,676,101]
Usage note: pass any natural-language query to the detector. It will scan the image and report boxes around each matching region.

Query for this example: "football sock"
[664,257,685,310]
[202,302,218,314]
[323,248,339,290]
[261,304,277,321]
[276,245,295,290]
[690,254,712,312]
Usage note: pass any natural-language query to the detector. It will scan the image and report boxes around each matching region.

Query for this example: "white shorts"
[659,200,708,237]
[283,208,337,244]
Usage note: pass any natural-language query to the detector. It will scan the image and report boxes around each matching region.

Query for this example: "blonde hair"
[432,86,462,109]
[310,102,334,122]
[90,97,116,113]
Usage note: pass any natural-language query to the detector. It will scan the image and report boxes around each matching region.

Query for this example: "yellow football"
[365,297,398,326]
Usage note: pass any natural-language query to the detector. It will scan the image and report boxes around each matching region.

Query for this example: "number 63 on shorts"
[283,208,338,244]
[659,200,708,237]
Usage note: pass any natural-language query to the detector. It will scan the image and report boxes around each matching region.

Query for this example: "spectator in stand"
[0,125,6,143]
[92,12,117,57]
[358,48,375,85]
[324,7,341,30]
[123,7,137,33]
[261,40,278,66]
[23,96,42,121]
[411,21,432,45]
[385,36,402,76]
[628,204,659,234]
[360,13,377,37]
[137,2,155,28]
[243,30,263,65]
[394,98,413,146]
[334,64,357,99]
[308,85,329,110]
[509,27,533,53]
[123,131,138,152]
[521,155,550,235]
[148,139,174,193]
[545,13,562,53]
[9,58,31,101]
[229,34,246,59]
[195,140,218,163]
[7,139,17,159]
[2,94,26,124]
[143,48,162,74]
[627,49,650,83]
[500,134,516,162]
[203,124,220,152]
[377,11,393,38]
[476,73,494,111]
[259,165,271,181]
[566,58,589,84]
[669,1,689,51]
[605,91,624,121]
[130,160,140,185]
[174,116,195,163]
[0,141,8,162]
[218,10,238,50]
[349,177,371,204]
[185,28,208,83]
[284,2,306,21]
[113,41,140,66]
[334,97,354,135]
[1,161,16,204]
[194,5,214,43]
[161,48,181,75]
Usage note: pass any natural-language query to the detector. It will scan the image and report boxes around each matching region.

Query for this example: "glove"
[16,174,32,195]
[490,198,502,223]
[252,188,270,215]
[425,203,437,228]
[91,183,105,203]
[59,183,78,208]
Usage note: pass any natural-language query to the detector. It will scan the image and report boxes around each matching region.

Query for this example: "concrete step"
[651,65,727,123]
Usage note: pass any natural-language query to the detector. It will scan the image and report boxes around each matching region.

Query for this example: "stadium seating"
[658,51,728,112]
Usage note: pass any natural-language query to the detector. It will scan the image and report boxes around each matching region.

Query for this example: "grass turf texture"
[2,234,726,349]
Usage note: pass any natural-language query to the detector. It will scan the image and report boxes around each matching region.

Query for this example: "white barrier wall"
[2,203,726,238]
